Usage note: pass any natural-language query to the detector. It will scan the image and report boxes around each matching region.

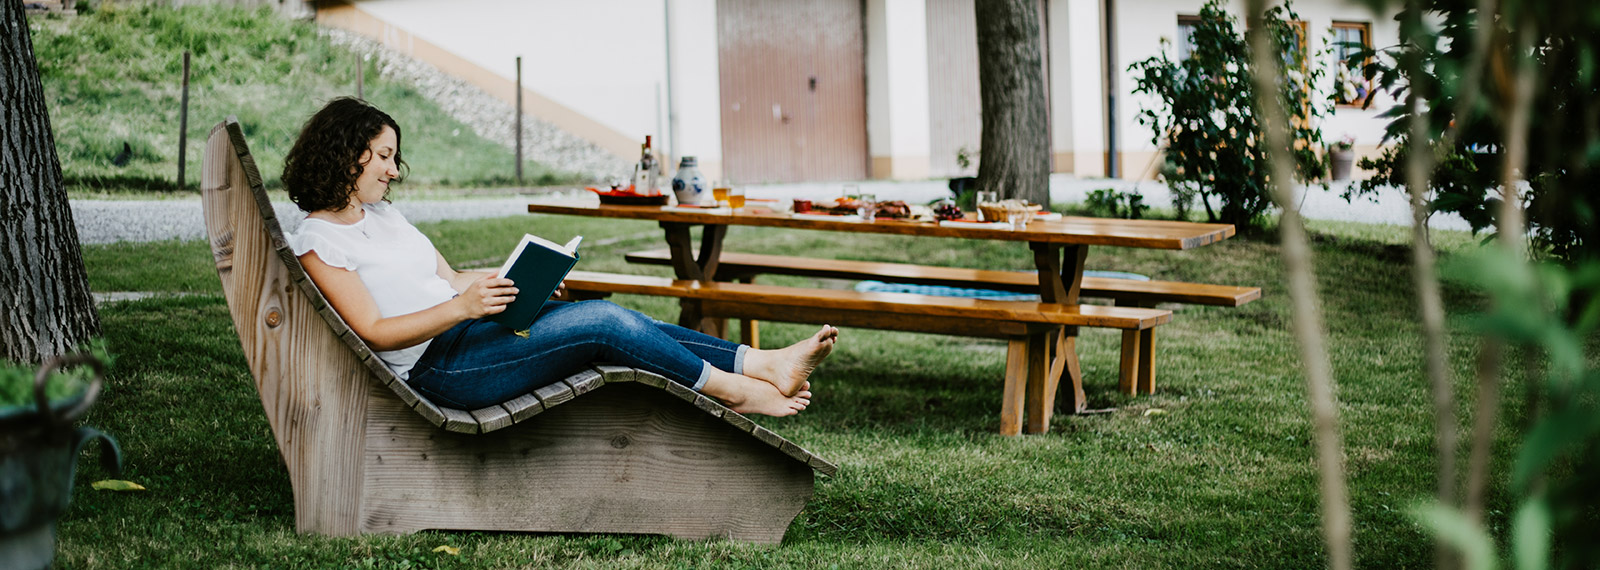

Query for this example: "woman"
[282,98,835,416]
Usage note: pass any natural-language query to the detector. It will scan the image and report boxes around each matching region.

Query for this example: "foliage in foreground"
[27,4,580,192]
[52,213,1554,568]
[1129,0,1329,228]
[1346,0,1600,263]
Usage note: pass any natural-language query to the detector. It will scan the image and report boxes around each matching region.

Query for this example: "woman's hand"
[553,280,567,300]
[456,277,518,319]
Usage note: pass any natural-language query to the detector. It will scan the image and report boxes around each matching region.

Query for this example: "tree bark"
[1,2,101,364]
[975,0,1051,206]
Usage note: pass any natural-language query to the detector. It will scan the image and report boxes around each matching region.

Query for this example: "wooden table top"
[527,202,1235,250]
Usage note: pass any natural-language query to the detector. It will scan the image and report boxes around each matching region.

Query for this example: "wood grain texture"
[623,249,1263,306]
[529,204,1235,249]
[1023,333,1057,433]
[1119,330,1142,396]
[203,121,370,535]
[359,382,813,543]
[1001,338,1028,436]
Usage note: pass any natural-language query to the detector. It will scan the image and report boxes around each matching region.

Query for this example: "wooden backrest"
[200,118,455,428]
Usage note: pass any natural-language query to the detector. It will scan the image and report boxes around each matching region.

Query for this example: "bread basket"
[977,199,1038,225]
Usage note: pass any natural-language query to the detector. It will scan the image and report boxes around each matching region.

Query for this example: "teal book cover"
[487,234,582,330]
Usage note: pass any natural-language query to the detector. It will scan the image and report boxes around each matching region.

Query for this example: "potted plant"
[947,146,979,200]
[0,350,122,570]
[1328,134,1356,181]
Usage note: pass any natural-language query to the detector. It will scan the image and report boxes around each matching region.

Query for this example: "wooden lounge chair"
[199,117,833,543]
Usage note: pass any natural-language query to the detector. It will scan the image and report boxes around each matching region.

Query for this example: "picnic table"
[528,200,1237,433]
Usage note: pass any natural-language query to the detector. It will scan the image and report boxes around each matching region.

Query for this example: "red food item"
[586,186,653,197]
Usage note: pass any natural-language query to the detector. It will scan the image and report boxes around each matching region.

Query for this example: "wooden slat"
[441,408,479,434]
[633,370,670,389]
[592,364,638,383]
[532,381,575,410]
[503,393,544,423]
[529,203,1235,249]
[562,367,605,397]
[469,405,514,433]
[625,249,1262,307]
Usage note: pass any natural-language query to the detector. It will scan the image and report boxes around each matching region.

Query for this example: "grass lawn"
[62,213,1535,568]
[28,5,581,193]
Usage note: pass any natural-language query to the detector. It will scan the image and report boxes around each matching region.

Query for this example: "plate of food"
[588,185,670,206]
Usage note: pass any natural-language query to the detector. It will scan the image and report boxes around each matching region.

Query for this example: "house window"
[1332,21,1372,105]
[1176,15,1202,60]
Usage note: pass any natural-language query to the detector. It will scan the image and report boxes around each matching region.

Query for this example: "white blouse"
[287,202,458,378]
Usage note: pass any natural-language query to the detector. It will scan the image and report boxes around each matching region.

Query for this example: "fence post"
[516,55,523,186]
[356,52,364,99]
[177,50,191,190]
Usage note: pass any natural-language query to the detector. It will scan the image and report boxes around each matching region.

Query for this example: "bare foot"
[705,373,811,417]
[749,325,837,396]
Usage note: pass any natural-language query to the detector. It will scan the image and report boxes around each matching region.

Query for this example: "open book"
[486,234,583,330]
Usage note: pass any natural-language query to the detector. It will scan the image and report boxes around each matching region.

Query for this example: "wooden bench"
[623,249,1261,308]
[623,248,1259,396]
[200,117,833,543]
[561,270,1172,435]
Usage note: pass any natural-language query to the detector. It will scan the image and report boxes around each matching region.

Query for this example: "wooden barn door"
[717,0,868,183]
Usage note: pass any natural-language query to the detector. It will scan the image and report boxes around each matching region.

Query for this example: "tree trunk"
[0,2,101,365]
[974,0,1051,206]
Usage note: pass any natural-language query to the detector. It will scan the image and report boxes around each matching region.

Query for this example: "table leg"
[1029,243,1089,420]
[661,222,729,335]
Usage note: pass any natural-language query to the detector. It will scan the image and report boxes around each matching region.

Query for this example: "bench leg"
[738,276,760,348]
[1118,329,1159,396]
[1119,330,1141,395]
[1001,338,1029,436]
[1139,328,1156,394]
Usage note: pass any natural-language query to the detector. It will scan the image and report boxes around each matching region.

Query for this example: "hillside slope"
[28,4,580,191]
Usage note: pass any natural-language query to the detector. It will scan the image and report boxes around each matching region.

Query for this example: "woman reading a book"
[282,98,835,417]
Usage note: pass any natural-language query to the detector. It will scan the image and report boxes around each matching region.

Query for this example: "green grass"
[28,5,581,193]
[64,214,1548,568]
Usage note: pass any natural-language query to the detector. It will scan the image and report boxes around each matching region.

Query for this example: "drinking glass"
[857,193,877,222]
[975,191,999,221]
[1007,211,1028,231]
[712,182,731,206]
[727,187,746,209]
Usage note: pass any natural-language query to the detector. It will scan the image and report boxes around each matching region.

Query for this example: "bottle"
[671,156,707,206]
[631,142,650,195]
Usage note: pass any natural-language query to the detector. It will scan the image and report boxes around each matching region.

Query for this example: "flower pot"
[1329,149,1355,181]
[0,354,122,570]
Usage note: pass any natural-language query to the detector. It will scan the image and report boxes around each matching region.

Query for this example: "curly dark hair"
[281,97,408,213]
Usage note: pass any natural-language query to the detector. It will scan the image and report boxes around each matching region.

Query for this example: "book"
[486,234,583,330]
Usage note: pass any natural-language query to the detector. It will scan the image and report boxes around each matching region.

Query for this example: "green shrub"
[0,341,111,410]
[1128,0,1329,229]
[1084,188,1149,219]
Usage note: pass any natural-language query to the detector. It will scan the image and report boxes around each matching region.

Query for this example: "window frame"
[1176,14,1203,61]
[1330,21,1373,107]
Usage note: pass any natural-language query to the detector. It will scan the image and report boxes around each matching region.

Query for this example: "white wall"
[866,0,932,179]
[666,0,724,176]
[1048,0,1107,176]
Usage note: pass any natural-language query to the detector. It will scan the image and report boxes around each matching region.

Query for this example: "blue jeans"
[406,300,747,410]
